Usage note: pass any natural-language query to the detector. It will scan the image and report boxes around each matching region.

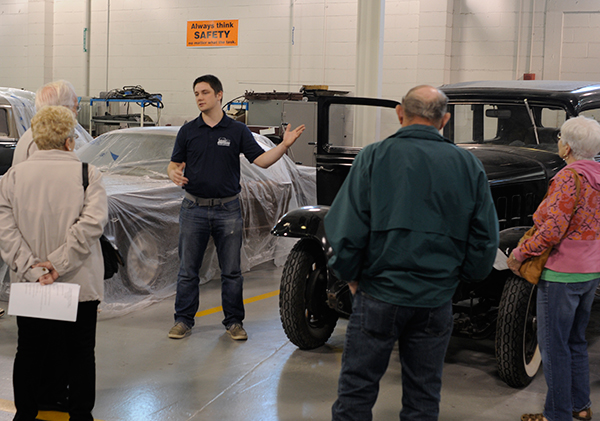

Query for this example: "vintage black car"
[271,81,600,388]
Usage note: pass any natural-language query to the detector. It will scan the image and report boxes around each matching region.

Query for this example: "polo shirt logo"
[217,137,231,147]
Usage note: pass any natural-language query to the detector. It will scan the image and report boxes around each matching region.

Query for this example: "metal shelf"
[89,97,162,136]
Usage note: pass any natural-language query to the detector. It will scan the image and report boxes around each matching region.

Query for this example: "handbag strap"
[564,167,581,216]
[559,167,581,240]
[82,162,89,192]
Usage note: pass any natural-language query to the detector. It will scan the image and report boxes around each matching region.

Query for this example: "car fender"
[493,226,530,271]
[271,206,333,259]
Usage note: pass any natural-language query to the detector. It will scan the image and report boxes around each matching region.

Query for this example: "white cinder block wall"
[1,0,600,124]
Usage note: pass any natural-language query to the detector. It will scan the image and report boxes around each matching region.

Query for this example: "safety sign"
[187,20,239,47]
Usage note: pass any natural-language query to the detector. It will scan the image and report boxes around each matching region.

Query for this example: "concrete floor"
[1,262,600,421]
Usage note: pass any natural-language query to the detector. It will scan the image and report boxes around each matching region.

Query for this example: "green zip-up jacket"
[324,124,499,307]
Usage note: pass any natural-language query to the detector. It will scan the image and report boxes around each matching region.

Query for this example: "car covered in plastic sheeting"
[72,126,315,314]
[0,88,36,174]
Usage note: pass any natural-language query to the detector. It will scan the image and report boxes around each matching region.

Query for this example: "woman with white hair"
[0,106,107,421]
[508,116,600,421]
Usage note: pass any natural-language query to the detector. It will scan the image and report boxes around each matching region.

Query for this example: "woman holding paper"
[0,106,107,421]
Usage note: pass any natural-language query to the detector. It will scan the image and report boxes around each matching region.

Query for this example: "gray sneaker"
[226,323,248,340]
[168,322,191,339]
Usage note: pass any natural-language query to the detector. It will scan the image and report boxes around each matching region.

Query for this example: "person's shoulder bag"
[82,162,123,279]
[517,167,581,285]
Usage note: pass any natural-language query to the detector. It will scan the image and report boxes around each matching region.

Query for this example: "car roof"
[440,80,600,115]
[0,87,36,102]
[440,80,600,92]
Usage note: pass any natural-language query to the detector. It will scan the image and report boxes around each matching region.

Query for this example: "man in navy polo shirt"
[167,74,305,340]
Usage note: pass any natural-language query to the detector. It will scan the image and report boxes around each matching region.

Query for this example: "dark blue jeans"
[174,197,245,328]
[537,278,600,421]
[332,292,453,421]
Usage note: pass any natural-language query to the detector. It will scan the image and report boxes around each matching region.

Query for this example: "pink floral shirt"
[514,161,600,274]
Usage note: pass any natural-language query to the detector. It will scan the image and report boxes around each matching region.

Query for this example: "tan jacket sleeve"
[0,169,41,282]
[48,164,108,277]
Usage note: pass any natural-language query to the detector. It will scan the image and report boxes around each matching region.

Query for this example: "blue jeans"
[537,278,600,421]
[332,291,453,421]
[174,197,245,328]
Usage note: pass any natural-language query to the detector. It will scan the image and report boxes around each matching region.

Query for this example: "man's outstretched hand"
[281,124,306,148]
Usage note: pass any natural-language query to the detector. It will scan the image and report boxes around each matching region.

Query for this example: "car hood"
[102,173,177,196]
[459,144,564,185]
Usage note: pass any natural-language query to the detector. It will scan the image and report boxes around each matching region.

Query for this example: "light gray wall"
[1,0,600,124]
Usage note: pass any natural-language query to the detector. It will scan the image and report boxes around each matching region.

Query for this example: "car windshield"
[444,102,567,153]
[77,129,176,178]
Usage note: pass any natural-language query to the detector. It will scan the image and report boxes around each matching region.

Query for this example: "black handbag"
[82,162,123,279]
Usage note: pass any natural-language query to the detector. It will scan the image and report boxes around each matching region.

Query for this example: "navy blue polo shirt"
[171,113,265,198]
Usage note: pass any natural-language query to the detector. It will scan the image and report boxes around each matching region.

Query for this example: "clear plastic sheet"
[0,87,36,137]
[74,124,94,150]
[0,126,315,317]
[0,86,90,147]
[0,88,35,303]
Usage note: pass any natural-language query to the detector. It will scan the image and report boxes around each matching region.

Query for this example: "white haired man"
[12,79,92,165]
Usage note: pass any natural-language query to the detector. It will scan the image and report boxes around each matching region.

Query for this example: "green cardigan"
[324,124,499,307]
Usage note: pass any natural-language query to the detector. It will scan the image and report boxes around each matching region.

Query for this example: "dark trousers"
[13,300,99,421]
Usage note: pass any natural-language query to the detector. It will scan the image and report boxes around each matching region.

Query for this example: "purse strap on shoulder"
[82,162,89,192]
[564,167,581,217]
[560,167,581,240]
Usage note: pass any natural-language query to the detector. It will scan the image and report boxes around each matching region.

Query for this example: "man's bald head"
[397,85,450,129]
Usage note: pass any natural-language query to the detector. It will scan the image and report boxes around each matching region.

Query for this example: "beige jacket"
[0,150,108,301]
[11,128,37,166]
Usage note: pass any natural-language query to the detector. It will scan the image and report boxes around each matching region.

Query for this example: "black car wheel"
[119,229,164,294]
[495,274,541,388]
[279,240,339,349]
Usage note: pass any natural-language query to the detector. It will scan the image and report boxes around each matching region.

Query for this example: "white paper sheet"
[493,248,509,271]
[8,282,80,322]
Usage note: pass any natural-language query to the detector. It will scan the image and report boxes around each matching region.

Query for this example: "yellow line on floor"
[195,289,280,318]
[0,398,105,421]
[33,411,70,421]
[0,398,14,414]
[0,291,282,420]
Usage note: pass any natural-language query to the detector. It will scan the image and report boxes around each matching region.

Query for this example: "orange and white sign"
[187,20,238,47]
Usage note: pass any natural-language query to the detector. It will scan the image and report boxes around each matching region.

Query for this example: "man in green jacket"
[326,85,499,421]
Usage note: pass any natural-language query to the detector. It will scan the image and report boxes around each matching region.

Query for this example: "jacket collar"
[27,149,81,161]
[394,124,454,145]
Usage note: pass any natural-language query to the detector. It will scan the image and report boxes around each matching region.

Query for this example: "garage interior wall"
[1,0,599,125]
